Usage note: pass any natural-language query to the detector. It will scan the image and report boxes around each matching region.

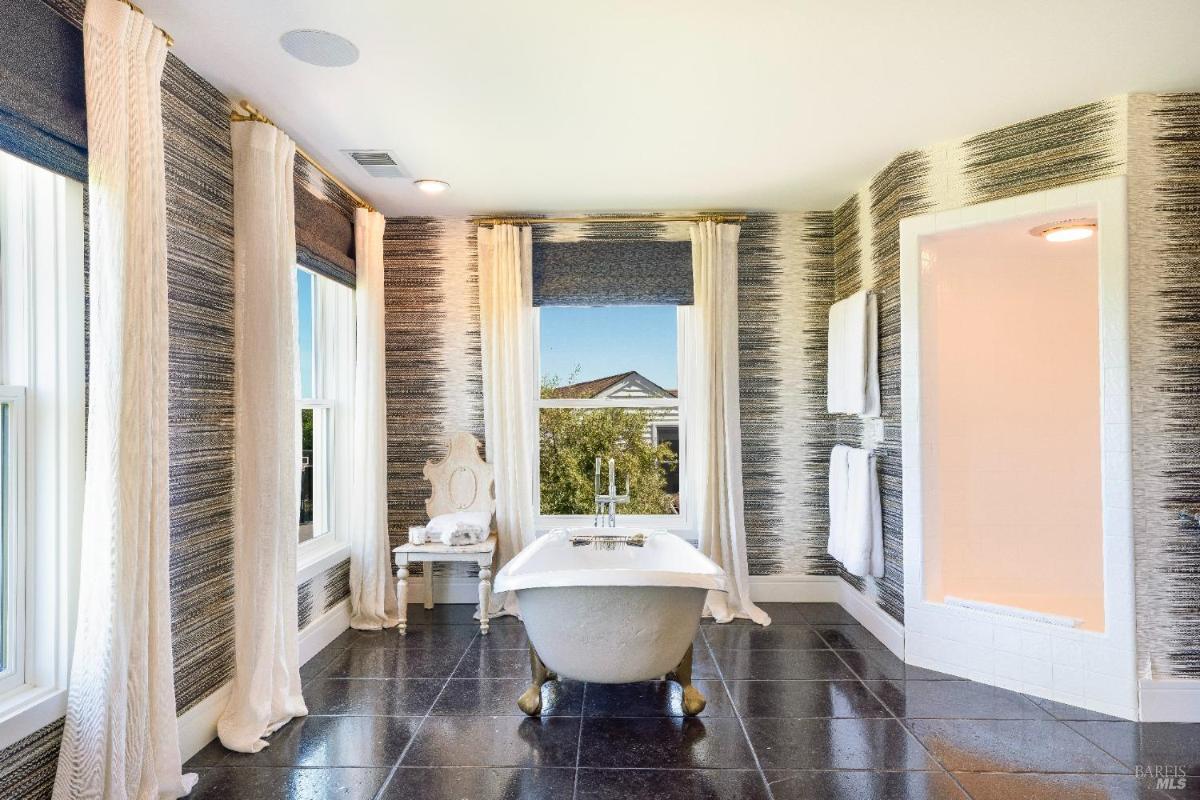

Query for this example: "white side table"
[393,534,498,635]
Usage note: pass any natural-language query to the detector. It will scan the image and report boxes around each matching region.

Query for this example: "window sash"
[0,388,27,698]
[299,402,330,541]
[532,308,687,527]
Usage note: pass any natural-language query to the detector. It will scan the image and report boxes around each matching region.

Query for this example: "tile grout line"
[370,626,480,800]
[826,644,976,799]
[703,623,777,800]
[570,682,587,800]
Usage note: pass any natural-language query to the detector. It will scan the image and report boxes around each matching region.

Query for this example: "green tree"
[539,373,678,516]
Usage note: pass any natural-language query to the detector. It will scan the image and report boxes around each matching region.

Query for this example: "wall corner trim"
[1138,678,1200,723]
[178,598,352,762]
[837,581,905,659]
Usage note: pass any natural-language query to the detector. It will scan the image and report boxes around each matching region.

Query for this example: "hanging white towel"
[827,445,883,578]
[843,448,884,577]
[826,290,880,417]
[827,445,851,565]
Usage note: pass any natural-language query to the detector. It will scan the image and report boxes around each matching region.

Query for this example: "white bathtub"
[494,529,727,692]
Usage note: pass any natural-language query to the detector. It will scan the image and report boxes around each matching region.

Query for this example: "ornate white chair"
[392,431,497,634]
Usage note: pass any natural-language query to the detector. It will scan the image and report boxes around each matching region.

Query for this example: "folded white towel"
[827,290,880,417]
[827,445,883,578]
[427,511,492,546]
[827,445,851,565]
[842,448,883,578]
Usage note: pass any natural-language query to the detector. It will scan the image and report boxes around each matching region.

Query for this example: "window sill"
[0,685,67,752]
[297,536,350,585]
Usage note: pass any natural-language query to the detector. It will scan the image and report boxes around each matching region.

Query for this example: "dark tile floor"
[187,603,1200,799]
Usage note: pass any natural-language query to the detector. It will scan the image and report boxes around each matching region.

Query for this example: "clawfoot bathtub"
[493,529,727,716]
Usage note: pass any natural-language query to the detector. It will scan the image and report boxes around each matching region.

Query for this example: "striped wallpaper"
[833,94,1200,682]
[2,2,354,795]
[1127,93,1200,679]
[4,8,1198,790]
[381,213,836,577]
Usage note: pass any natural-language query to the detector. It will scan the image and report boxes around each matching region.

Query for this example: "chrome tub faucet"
[593,456,629,527]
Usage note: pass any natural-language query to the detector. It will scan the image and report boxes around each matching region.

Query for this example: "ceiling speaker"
[279,29,359,67]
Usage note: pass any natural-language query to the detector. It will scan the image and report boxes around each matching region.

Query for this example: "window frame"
[0,152,85,751]
[0,387,27,698]
[294,265,352,584]
[532,307,692,536]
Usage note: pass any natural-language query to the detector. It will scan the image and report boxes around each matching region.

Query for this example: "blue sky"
[539,305,678,389]
[297,269,314,397]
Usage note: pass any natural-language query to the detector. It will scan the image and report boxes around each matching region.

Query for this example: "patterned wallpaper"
[1127,93,1200,679]
[381,213,836,577]
[832,94,1200,681]
[830,99,1128,625]
[2,3,355,795]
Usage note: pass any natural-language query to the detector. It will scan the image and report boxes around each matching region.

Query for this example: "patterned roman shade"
[532,239,694,306]
[0,0,87,181]
[294,153,356,287]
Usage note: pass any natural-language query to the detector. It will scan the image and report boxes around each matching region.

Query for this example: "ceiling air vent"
[342,150,408,179]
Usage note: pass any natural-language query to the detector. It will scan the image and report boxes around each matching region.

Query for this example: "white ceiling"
[139,0,1200,216]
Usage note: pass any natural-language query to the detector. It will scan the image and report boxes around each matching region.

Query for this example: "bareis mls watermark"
[1136,765,1188,791]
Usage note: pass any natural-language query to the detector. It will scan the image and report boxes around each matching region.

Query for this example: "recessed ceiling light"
[1030,219,1097,242]
[279,29,359,67]
[414,179,450,194]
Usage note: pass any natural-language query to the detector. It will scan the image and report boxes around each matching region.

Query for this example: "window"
[536,305,683,523]
[0,389,25,698]
[294,266,354,559]
[0,149,85,748]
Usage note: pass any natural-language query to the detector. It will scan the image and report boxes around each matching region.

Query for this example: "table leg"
[396,565,409,635]
[423,563,434,610]
[478,564,492,635]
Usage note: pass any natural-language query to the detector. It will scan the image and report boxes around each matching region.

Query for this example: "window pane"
[540,306,677,396]
[539,406,679,516]
[296,268,315,398]
[299,407,314,542]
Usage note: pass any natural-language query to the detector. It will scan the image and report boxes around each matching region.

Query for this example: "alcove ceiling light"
[279,29,360,67]
[414,179,451,194]
[1030,219,1097,242]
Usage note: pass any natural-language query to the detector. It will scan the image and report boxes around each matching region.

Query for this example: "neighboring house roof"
[544,370,675,399]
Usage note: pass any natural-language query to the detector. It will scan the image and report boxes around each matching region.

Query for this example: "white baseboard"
[178,599,352,762]
[748,574,840,603]
[837,581,905,659]
[177,680,231,764]
[298,598,351,665]
[1139,678,1200,722]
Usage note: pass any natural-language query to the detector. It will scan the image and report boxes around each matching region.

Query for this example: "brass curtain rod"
[228,100,379,214]
[116,0,174,47]
[473,213,747,226]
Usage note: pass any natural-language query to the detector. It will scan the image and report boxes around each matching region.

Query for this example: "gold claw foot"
[682,684,707,716]
[518,645,552,716]
[672,644,706,716]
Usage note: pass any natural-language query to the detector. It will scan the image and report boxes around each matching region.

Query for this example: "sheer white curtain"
[478,224,537,617]
[53,2,195,797]
[680,221,770,625]
[216,119,307,752]
[349,208,398,629]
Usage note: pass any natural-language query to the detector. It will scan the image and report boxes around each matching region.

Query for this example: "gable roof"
[543,370,673,399]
